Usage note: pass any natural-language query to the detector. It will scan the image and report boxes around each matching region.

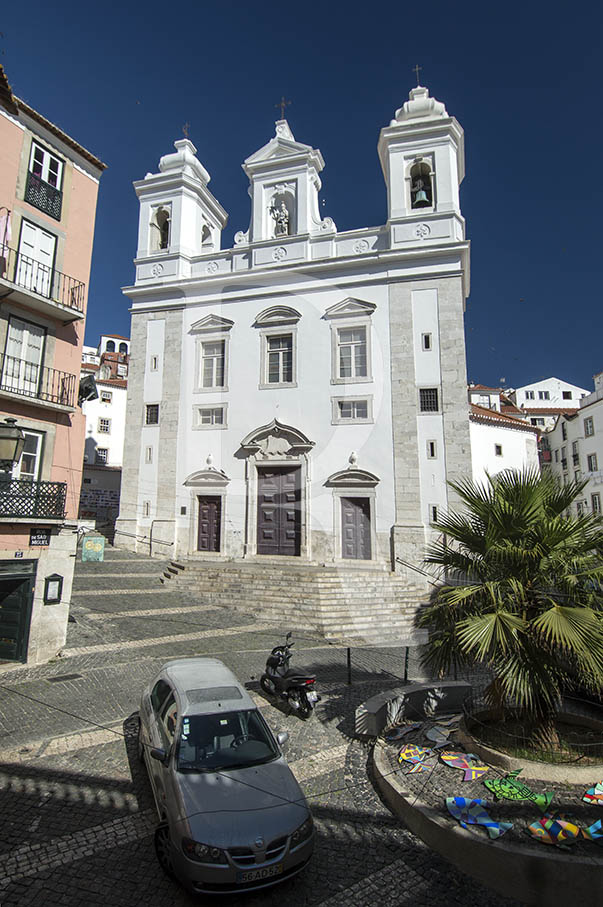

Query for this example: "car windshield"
[176,708,279,772]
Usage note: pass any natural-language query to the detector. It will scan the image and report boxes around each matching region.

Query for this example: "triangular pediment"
[324,298,377,319]
[245,135,314,166]
[189,314,234,334]
[254,305,301,327]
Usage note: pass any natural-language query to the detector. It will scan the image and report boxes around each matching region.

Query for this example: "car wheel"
[154,823,175,877]
[260,674,274,695]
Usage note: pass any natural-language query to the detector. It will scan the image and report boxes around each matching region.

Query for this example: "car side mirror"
[150,747,168,764]
[276,731,289,746]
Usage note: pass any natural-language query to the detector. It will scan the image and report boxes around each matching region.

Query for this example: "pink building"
[0,66,105,665]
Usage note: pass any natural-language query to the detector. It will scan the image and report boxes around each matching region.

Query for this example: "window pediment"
[184,468,230,487]
[324,298,376,319]
[325,468,380,487]
[254,306,301,327]
[189,315,234,334]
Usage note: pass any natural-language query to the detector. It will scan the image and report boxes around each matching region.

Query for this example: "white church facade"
[116,85,472,589]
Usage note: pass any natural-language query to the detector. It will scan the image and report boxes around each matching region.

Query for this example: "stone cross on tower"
[412,64,422,85]
[275,96,291,120]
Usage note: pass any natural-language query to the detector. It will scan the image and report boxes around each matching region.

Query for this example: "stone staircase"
[160,559,429,645]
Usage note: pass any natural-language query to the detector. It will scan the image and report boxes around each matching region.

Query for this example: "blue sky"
[3,1,601,391]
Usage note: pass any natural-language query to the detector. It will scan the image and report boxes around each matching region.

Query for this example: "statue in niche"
[270,200,290,236]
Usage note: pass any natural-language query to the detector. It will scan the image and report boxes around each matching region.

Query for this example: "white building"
[509,377,589,430]
[79,336,129,521]
[469,405,540,486]
[116,85,472,593]
[545,371,603,517]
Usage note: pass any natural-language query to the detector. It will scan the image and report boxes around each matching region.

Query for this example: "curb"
[372,740,603,906]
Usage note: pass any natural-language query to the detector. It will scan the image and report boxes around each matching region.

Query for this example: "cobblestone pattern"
[0,548,516,905]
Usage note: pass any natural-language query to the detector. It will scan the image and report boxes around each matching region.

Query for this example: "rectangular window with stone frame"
[193,404,227,429]
[267,335,293,384]
[337,327,367,379]
[201,340,225,388]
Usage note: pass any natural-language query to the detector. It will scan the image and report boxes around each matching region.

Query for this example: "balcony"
[0,242,85,324]
[24,171,63,221]
[0,354,76,411]
[0,477,66,521]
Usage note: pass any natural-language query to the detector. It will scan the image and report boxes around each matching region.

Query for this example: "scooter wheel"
[260,674,274,695]
[291,689,312,719]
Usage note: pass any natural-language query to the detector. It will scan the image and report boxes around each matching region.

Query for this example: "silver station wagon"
[138,657,314,895]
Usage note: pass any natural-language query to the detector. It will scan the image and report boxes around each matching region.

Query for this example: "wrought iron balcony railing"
[0,477,66,519]
[0,242,85,315]
[0,353,76,408]
[24,171,63,220]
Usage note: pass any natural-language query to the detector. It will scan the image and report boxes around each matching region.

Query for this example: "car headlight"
[182,838,227,864]
[291,816,313,846]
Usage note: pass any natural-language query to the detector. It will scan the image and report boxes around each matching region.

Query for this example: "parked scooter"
[260,632,321,718]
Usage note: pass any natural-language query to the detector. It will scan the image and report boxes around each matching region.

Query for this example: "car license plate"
[236,863,283,884]
[307,691,318,703]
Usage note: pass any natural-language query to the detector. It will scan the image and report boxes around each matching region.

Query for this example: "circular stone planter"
[373,740,603,907]
[457,709,603,783]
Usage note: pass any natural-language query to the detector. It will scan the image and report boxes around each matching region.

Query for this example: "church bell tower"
[377,84,465,246]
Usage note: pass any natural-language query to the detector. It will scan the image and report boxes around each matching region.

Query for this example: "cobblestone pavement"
[0,548,518,906]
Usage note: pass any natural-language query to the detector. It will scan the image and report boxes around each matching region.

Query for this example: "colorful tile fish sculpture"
[582,818,603,845]
[526,814,580,847]
[583,780,603,805]
[385,722,422,742]
[445,797,512,839]
[440,750,489,781]
[483,770,554,812]
[398,743,433,773]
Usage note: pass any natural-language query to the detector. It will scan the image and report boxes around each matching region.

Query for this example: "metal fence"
[462,687,603,763]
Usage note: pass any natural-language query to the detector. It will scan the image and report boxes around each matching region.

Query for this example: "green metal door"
[0,562,35,662]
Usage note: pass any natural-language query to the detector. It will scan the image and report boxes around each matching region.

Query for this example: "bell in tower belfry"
[410,162,433,209]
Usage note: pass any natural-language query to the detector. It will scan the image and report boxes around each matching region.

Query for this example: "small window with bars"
[145,404,159,425]
[419,388,439,412]
[98,418,111,434]
[95,448,108,464]
[100,390,113,403]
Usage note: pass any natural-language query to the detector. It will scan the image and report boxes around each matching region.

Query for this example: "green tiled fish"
[484,769,553,812]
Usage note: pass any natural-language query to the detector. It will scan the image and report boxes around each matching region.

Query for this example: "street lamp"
[0,417,25,472]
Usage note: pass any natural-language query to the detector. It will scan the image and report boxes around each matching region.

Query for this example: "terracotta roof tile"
[470,404,540,433]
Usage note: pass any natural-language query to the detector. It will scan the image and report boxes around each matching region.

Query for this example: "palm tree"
[418,469,603,733]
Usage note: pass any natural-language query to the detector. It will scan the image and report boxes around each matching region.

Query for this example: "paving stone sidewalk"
[0,547,518,906]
